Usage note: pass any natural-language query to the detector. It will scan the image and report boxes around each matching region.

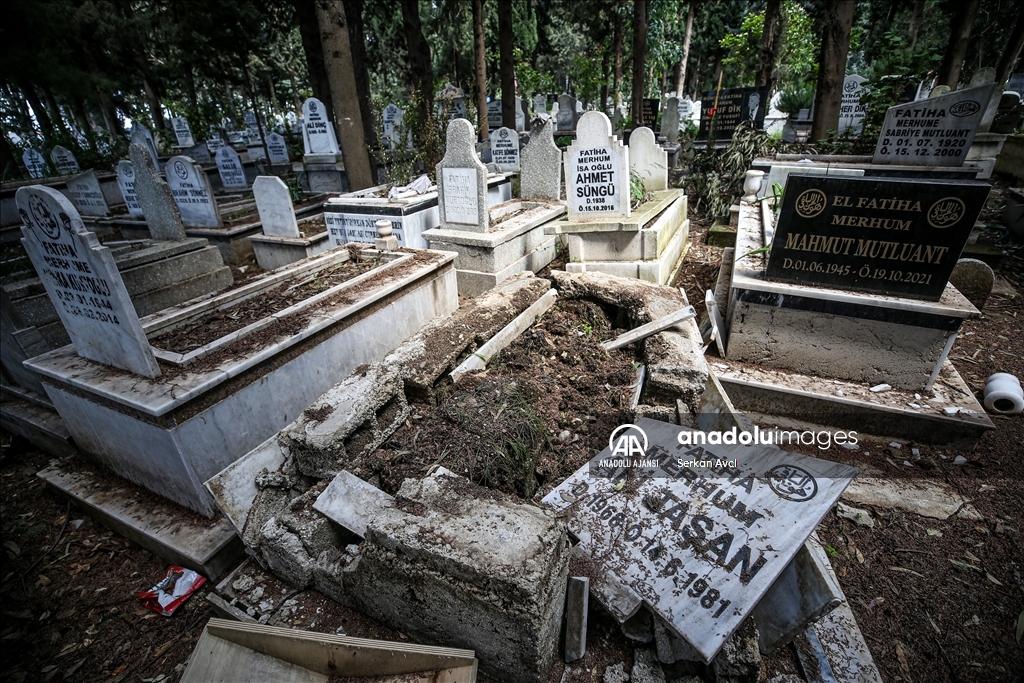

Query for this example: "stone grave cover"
[50,146,80,175]
[302,97,340,156]
[489,127,521,173]
[765,174,991,300]
[216,146,248,188]
[172,117,195,147]
[66,170,110,217]
[115,161,144,219]
[23,149,47,178]
[436,119,488,232]
[542,418,855,663]
[698,86,769,140]
[872,83,996,166]
[165,155,221,228]
[838,74,867,134]
[253,176,300,238]
[16,185,161,378]
[265,132,290,164]
[564,111,630,220]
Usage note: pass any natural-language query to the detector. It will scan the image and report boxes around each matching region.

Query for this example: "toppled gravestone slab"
[283,363,410,478]
[550,270,708,408]
[383,271,551,401]
[316,474,570,683]
[542,418,855,663]
[257,482,344,589]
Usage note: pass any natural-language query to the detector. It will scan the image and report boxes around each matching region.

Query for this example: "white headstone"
[216,146,248,188]
[207,136,224,153]
[557,94,577,131]
[50,146,80,175]
[130,124,160,172]
[302,97,340,155]
[533,94,547,114]
[629,126,667,192]
[678,96,694,121]
[243,111,261,143]
[487,99,503,129]
[130,144,187,240]
[516,98,527,132]
[489,127,521,172]
[23,149,47,178]
[872,83,997,166]
[565,111,630,220]
[382,103,404,148]
[265,132,291,164]
[436,118,488,232]
[253,176,300,238]
[66,170,110,217]
[549,101,560,124]
[661,97,681,143]
[171,117,195,147]
[116,161,144,219]
[521,117,562,201]
[16,185,160,378]
[838,75,867,135]
[165,155,221,228]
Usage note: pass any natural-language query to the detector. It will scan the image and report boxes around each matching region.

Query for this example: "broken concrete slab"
[632,648,667,683]
[835,501,875,528]
[313,470,396,537]
[205,434,289,538]
[564,576,589,662]
[709,618,760,683]
[622,607,655,644]
[259,517,314,589]
[842,476,981,520]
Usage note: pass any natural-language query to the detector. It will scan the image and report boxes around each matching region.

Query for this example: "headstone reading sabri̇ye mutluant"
[171,117,195,147]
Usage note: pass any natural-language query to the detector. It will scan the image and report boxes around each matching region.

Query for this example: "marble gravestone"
[130,124,160,171]
[556,94,576,131]
[837,74,867,134]
[436,118,489,232]
[243,111,261,143]
[516,98,526,132]
[533,94,547,114]
[129,144,187,240]
[265,132,290,163]
[765,174,991,301]
[115,161,144,219]
[50,146,81,175]
[23,149,47,178]
[66,170,110,217]
[489,127,521,173]
[16,185,161,378]
[215,146,248,188]
[677,96,694,122]
[628,126,667,192]
[661,97,681,143]
[253,176,300,238]
[564,111,630,221]
[382,104,403,148]
[872,83,996,166]
[520,117,561,202]
[165,155,221,228]
[302,97,340,156]
[172,117,195,147]
[488,100,503,130]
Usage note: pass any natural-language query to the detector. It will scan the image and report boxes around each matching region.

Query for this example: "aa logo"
[609,424,648,458]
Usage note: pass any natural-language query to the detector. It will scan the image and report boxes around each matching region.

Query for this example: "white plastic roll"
[983,373,1024,414]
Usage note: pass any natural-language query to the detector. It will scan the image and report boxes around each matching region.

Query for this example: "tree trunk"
[613,11,624,108]
[472,0,488,140]
[20,82,55,137]
[314,0,375,189]
[400,0,433,129]
[631,0,648,124]
[498,0,516,129]
[995,7,1024,87]
[0,128,18,178]
[41,85,69,135]
[342,0,377,150]
[600,46,611,112]
[266,73,279,114]
[936,0,981,88]
[756,0,782,87]
[811,1,855,141]
[295,0,335,120]
[908,0,926,52]
[142,74,165,130]
[186,69,199,112]
[675,2,695,95]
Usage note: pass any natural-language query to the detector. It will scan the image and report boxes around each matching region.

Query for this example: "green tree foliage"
[719,1,816,90]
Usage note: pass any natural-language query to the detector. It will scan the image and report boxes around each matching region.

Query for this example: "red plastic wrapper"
[136,565,206,616]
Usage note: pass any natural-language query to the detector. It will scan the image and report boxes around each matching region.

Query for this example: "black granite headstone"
[641,98,660,129]
[698,86,769,140]
[765,175,990,301]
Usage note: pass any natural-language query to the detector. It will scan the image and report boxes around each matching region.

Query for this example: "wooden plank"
[206,618,477,678]
[450,288,557,383]
[599,306,696,351]
[181,627,327,683]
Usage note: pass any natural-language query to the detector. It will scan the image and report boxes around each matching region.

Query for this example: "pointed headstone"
[66,170,110,216]
[838,74,868,133]
[487,99,503,130]
[302,97,340,155]
[629,126,668,192]
[243,111,262,143]
[565,111,630,220]
[172,117,195,147]
[533,94,547,114]
[661,97,681,143]
[164,155,221,228]
[489,127,521,173]
[557,94,577,131]
[128,145,186,240]
[521,117,561,201]
[115,161,144,219]
[436,118,488,232]
[265,132,291,163]
[216,146,248,188]
[50,146,81,175]
[16,185,160,378]
[253,176,300,238]
[23,149,47,178]
[130,124,160,172]
[382,104,404,148]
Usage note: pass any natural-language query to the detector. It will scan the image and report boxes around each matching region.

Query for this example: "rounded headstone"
[949,258,994,310]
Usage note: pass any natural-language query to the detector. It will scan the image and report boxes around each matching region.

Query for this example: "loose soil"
[297,215,326,237]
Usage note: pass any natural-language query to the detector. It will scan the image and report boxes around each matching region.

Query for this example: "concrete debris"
[843,477,981,520]
[632,648,667,683]
[653,616,702,676]
[259,517,313,589]
[603,662,630,683]
[709,617,761,683]
[836,502,875,528]
[564,576,589,662]
[765,676,804,683]
[622,607,655,644]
